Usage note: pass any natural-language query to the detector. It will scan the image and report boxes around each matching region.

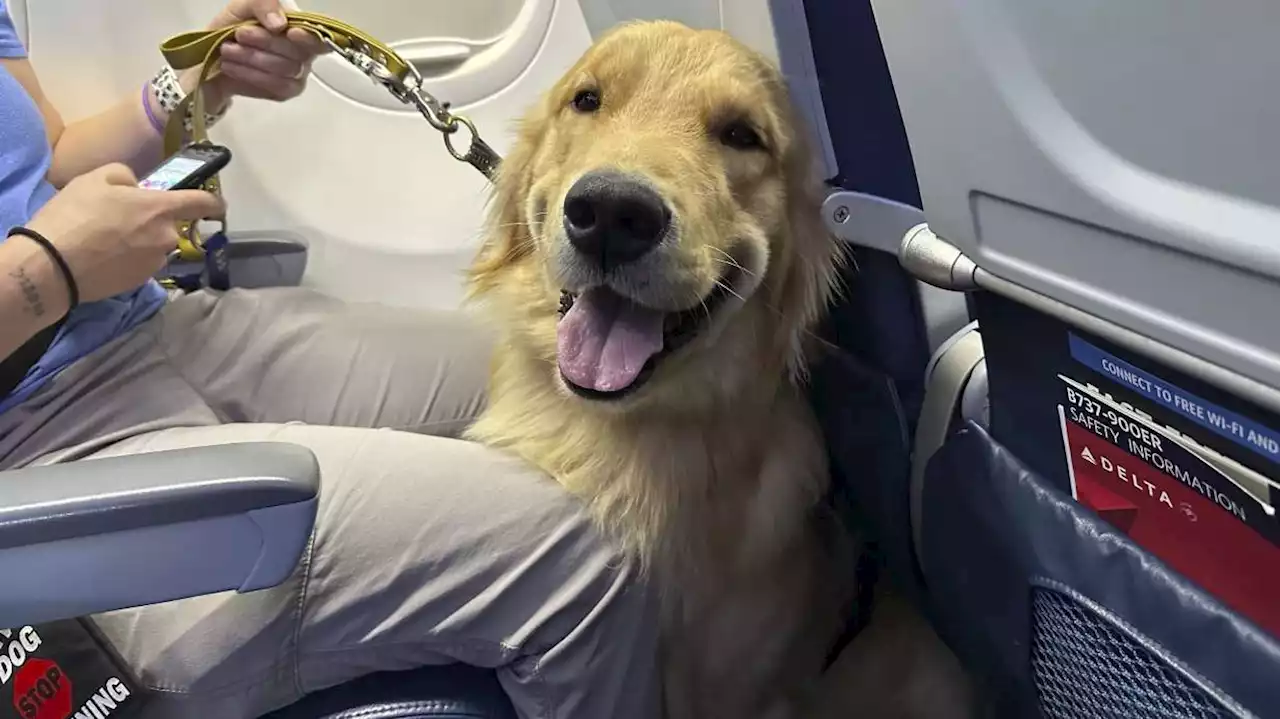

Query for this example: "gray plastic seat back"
[877,4,1280,716]
[872,0,1280,400]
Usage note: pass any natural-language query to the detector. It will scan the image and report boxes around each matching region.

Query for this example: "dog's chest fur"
[468,358,850,718]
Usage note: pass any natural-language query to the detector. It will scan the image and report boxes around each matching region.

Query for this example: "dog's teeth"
[558,291,575,316]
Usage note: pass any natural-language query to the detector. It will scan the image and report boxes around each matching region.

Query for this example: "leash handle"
[157,11,503,274]
[159,12,501,177]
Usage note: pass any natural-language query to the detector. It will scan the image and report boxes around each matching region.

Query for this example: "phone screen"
[139,155,207,190]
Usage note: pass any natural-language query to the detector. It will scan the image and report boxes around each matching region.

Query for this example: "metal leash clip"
[319,35,501,181]
[161,216,229,292]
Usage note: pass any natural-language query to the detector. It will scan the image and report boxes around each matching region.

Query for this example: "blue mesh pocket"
[1031,586,1232,719]
[918,423,1280,717]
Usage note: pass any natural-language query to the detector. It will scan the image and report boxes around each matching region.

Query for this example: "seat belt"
[909,324,985,560]
[157,12,503,278]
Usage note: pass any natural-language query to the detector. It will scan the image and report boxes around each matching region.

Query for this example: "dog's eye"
[718,121,764,151]
[572,89,601,113]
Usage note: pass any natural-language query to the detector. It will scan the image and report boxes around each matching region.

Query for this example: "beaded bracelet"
[147,65,229,135]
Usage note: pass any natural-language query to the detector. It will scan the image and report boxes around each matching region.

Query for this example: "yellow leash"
[158,11,501,264]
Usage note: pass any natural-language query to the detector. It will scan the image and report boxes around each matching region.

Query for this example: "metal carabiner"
[316,32,501,179]
[319,34,457,134]
[406,87,460,135]
[396,62,464,136]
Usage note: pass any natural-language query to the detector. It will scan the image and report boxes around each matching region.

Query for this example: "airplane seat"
[876,0,1280,716]
[796,0,974,649]
[0,425,517,719]
[259,664,515,719]
[913,302,1280,718]
[0,442,323,713]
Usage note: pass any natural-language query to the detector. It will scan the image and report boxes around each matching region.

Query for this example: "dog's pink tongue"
[557,288,664,392]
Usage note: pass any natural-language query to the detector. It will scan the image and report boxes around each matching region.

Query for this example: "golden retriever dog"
[465,19,973,718]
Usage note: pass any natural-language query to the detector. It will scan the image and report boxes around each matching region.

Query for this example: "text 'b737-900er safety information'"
[1059,377,1280,639]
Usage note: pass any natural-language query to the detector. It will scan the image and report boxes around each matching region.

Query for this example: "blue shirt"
[0,0,167,414]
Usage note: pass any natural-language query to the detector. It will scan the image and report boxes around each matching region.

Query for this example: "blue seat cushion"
[260,664,516,719]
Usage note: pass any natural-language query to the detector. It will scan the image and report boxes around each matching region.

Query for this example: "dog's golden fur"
[465,20,969,717]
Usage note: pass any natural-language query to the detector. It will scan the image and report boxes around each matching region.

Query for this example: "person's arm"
[1,163,225,364]
[11,1,322,187]
[0,57,203,188]
[0,234,70,361]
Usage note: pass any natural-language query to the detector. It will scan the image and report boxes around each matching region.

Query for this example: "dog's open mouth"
[556,276,736,400]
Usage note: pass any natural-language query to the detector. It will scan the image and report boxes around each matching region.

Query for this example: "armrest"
[159,231,309,288]
[0,442,319,626]
[821,190,973,353]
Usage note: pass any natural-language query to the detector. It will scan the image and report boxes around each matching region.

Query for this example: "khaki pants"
[0,288,659,719]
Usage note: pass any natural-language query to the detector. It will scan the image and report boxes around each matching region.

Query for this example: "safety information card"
[1057,334,1280,637]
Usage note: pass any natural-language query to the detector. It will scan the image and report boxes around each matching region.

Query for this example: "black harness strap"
[0,318,62,402]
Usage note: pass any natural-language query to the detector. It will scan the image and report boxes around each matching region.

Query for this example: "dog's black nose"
[563,170,670,271]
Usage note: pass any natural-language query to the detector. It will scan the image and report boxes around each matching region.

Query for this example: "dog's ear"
[772,106,845,381]
[467,101,549,297]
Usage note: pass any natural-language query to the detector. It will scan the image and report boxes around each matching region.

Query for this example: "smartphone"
[138,142,232,191]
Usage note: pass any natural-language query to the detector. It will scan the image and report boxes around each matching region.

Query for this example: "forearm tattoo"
[8,267,46,318]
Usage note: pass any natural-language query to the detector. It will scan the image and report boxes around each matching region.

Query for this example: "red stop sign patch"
[12,658,71,719]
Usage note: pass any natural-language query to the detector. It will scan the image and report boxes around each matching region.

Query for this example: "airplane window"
[303,0,525,43]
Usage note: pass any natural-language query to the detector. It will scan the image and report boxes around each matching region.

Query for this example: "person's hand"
[23,164,224,305]
[203,0,328,105]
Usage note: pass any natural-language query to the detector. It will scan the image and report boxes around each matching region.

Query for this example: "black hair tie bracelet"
[7,226,79,312]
